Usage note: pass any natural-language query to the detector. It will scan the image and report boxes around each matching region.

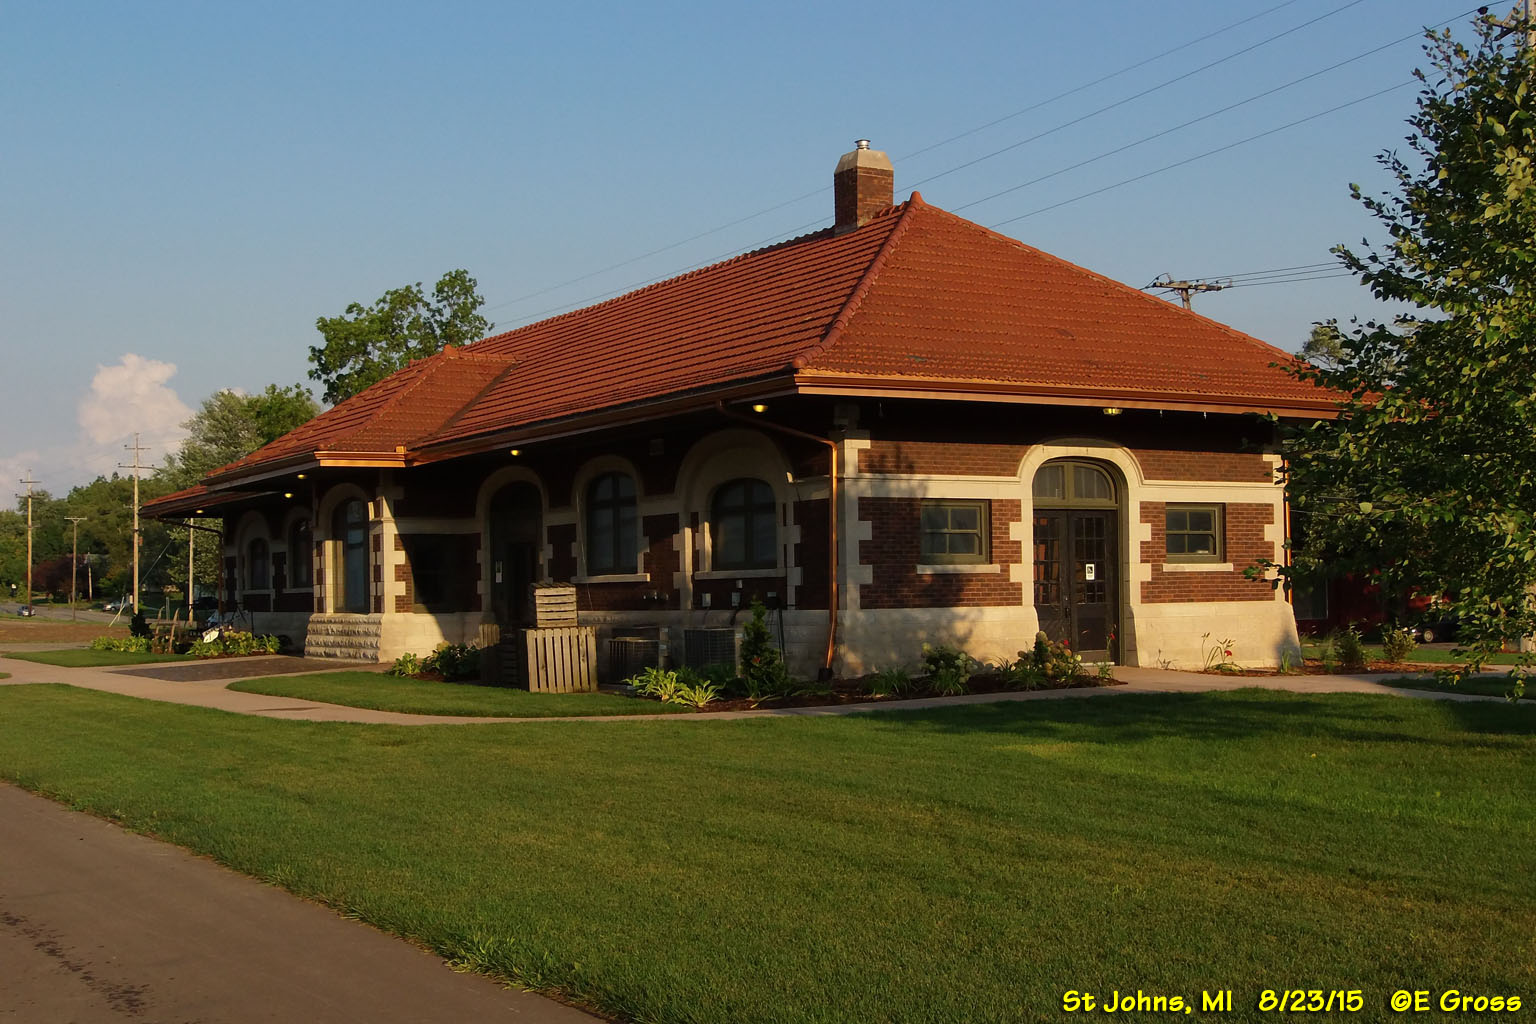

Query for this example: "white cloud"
[76,353,192,468]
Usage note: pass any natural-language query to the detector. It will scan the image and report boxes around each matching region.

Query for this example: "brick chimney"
[834,140,894,233]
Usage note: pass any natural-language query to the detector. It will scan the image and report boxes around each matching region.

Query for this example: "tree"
[1281,9,1536,684]
[307,269,492,404]
[1299,324,1345,370]
[159,384,319,489]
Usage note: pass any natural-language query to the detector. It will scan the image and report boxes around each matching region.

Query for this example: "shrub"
[90,635,149,653]
[189,631,281,658]
[921,643,975,692]
[739,599,793,700]
[630,666,682,703]
[1026,632,1083,683]
[864,667,916,698]
[1332,625,1368,672]
[672,680,721,709]
[996,656,1045,691]
[1381,626,1418,664]
[423,642,483,682]
[390,652,423,678]
[129,611,150,639]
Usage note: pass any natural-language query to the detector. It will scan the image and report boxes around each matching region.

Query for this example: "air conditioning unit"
[683,627,739,671]
[608,637,661,682]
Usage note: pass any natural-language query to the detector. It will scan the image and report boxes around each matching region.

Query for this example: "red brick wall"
[1131,449,1273,483]
[858,497,1023,609]
[794,498,829,610]
[858,440,1029,476]
[548,524,577,581]
[1140,501,1275,603]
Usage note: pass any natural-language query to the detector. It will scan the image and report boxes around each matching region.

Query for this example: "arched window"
[1032,461,1116,506]
[333,499,369,613]
[247,538,270,590]
[288,519,312,589]
[586,472,637,575]
[711,478,776,570]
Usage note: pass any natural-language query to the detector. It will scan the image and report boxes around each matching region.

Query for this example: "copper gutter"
[715,400,839,675]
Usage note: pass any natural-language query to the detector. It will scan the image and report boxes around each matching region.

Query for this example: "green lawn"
[229,671,689,717]
[1300,640,1524,665]
[5,649,197,667]
[1377,675,1531,700]
[0,687,1531,1023]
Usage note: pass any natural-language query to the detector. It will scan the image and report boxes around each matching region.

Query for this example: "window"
[711,478,776,570]
[586,472,638,574]
[247,538,270,590]
[400,534,474,612]
[1033,461,1116,506]
[334,499,369,613]
[1166,504,1223,562]
[288,519,312,589]
[920,501,989,564]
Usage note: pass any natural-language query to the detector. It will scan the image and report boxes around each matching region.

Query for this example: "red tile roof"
[193,193,1333,486]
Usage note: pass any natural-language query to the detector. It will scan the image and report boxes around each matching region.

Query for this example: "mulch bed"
[1208,659,1453,678]
[645,673,1125,713]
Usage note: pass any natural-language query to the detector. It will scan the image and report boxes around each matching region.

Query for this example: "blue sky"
[1,0,1485,490]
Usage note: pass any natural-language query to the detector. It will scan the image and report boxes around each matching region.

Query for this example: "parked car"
[1414,612,1458,644]
[101,599,127,613]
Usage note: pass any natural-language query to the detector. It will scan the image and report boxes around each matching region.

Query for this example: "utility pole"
[65,517,85,622]
[187,522,195,616]
[119,433,156,615]
[1145,273,1230,310]
[17,472,37,615]
[1492,0,1536,50]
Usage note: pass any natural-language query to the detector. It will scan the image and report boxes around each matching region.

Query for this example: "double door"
[1033,510,1117,659]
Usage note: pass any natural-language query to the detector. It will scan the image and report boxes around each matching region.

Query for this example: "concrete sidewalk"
[1,650,1519,725]
[0,783,600,1023]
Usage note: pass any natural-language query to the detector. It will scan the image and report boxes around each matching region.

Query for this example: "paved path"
[0,784,601,1023]
[0,651,1519,725]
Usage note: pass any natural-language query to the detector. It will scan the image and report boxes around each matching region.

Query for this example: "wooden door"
[1033,510,1118,658]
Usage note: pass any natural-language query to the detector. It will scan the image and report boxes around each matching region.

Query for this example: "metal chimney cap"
[855,139,871,149]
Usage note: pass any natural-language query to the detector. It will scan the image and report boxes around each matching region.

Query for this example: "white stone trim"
[573,572,649,584]
[916,563,1001,575]
[695,568,784,581]
[1161,561,1235,573]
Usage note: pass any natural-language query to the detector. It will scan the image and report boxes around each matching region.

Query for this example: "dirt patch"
[0,622,128,645]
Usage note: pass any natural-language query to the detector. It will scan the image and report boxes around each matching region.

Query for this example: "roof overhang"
[142,487,278,520]
[791,371,1342,420]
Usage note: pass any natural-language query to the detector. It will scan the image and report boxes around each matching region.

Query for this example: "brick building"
[146,141,1334,674]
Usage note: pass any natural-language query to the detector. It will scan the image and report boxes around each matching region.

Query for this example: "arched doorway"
[333,499,369,614]
[488,483,542,626]
[1032,460,1120,660]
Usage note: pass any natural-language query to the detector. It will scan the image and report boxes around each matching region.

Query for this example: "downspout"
[715,401,839,675]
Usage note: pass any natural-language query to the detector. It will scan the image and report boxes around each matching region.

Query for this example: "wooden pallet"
[516,626,597,692]
[529,583,578,628]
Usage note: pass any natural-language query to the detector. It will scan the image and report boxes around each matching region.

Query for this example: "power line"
[988,79,1417,230]
[950,16,1466,216]
[494,5,1477,329]
[903,0,1374,194]
[897,0,1310,160]
[1194,261,1337,280]
[481,0,1346,319]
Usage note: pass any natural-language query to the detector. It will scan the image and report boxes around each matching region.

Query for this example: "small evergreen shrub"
[129,611,150,638]
[1331,626,1368,672]
[1381,626,1418,663]
[739,598,793,700]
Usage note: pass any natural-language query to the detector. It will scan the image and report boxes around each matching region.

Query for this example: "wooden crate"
[528,583,578,628]
[517,626,597,693]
